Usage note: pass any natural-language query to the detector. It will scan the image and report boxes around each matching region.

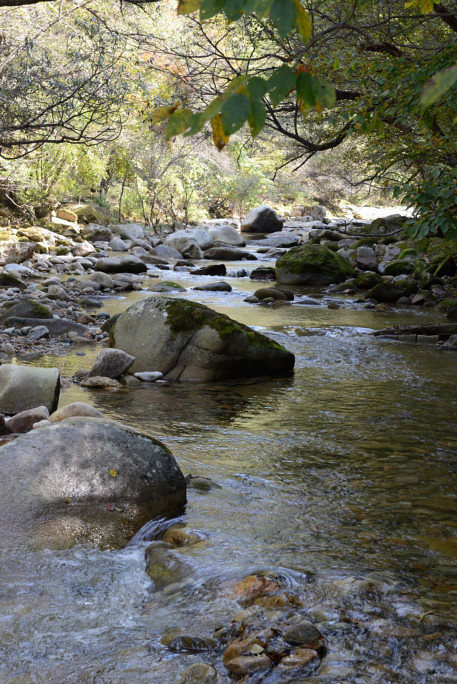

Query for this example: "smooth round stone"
[284,620,322,646]
[134,371,163,382]
[177,663,218,684]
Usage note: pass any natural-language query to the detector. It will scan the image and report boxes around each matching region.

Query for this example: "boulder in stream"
[0,416,186,550]
[276,244,353,285]
[109,295,294,381]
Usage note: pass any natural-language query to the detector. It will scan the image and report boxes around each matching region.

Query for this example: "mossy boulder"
[0,270,26,290]
[110,295,294,382]
[366,278,417,303]
[355,271,383,290]
[383,259,414,276]
[275,244,353,286]
[0,299,52,325]
[68,203,111,225]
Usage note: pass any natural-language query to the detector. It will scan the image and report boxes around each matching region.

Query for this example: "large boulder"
[208,224,245,247]
[0,417,186,550]
[164,234,203,260]
[82,223,113,243]
[276,245,353,285]
[0,364,60,414]
[0,239,35,265]
[95,256,147,274]
[166,228,212,251]
[240,206,283,234]
[109,296,295,382]
[111,223,145,241]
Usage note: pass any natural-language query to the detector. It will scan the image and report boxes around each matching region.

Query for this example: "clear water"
[1,260,457,683]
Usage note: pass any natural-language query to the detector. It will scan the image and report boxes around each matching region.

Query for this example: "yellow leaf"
[109,469,118,478]
[177,0,201,14]
[293,0,312,41]
[211,114,230,151]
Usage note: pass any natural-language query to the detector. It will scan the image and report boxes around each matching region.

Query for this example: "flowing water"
[1,256,457,683]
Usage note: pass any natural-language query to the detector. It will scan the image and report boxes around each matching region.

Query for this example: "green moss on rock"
[276,244,353,286]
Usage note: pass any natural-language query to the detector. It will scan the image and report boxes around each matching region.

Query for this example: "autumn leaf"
[211,114,230,150]
[109,469,118,478]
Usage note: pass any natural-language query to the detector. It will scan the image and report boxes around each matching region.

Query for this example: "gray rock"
[73,240,96,257]
[134,371,164,382]
[254,287,293,301]
[252,233,300,248]
[203,247,257,261]
[0,416,186,550]
[88,348,136,379]
[208,224,245,246]
[80,376,122,388]
[0,364,60,414]
[49,402,105,422]
[240,206,283,234]
[151,244,182,260]
[442,334,457,350]
[0,299,52,325]
[27,325,50,341]
[109,237,129,251]
[177,663,218,684]
[47,284,69,300]
[191,264,226,276]
[356,246,378,271]
[95,256,147,274]
[111,223,145,241]
[110,296,295,382]
[90,271,115,289]
[166,228,212,252]
[5,406,50,433]
[0,240,35,266]
[82,224,113,243]
[193,282,232,292]
[284,620,322,646]
[307,205,326,221]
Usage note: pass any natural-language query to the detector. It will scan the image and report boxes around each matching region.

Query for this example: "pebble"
[225,655,272,676]
[284,620,322,646]
[177,663,218,684]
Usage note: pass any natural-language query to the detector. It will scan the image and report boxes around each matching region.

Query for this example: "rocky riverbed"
[1,205,457,682]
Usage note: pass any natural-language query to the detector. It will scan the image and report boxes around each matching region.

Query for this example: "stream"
[1,253,457,683]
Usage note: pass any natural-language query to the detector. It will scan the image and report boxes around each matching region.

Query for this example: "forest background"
[0,0,456,239]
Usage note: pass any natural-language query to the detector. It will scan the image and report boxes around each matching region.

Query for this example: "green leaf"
[165,108,193,138]
[221,92,252,134]
[293,0,312,41]
[269,0,296,37]
[223,0,245,21]
[200,0,224,20]
[420,63,457,108]
[177,0,201,15]
[268,64,296,106]
[243,0,274,17]
[296,71,315,111]
[247,76,268,100]
[248,98,266,136]
[311,76,336,111]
